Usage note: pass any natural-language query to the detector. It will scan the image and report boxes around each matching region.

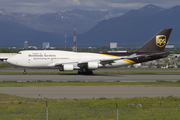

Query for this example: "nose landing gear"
[23,69,27,74]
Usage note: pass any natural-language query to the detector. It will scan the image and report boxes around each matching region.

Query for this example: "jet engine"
[63,64,74,71]
[87,62,98,69]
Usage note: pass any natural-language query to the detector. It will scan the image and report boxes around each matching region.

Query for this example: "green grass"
[0,93,180,120]
[1,81,180,87]
[0,63,17,68]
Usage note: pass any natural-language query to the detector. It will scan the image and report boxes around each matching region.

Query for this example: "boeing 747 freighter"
[7,28,172,74]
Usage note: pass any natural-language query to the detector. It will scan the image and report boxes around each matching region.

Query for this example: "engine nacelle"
[87,62,98,69]
[63,64,74,71]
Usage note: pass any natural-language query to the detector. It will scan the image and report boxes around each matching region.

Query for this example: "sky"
[0,0,180,14]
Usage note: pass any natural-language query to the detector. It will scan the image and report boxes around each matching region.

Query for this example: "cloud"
[103,0,180,8]
[0,0,179,13]
[104,2,146,9]
[73,0,81,5]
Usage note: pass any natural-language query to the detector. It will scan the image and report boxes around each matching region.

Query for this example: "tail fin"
[137,28,172,53]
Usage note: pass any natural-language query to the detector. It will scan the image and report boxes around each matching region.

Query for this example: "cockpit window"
[17,52,22,54]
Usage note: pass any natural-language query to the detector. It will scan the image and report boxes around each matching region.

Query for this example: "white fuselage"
[7,50,132,70]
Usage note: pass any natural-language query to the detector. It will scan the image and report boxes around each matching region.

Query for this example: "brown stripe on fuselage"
[122,59,136,64]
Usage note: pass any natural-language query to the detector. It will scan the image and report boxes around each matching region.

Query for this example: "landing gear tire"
[89,71,93,75]
[86,70,93,75]
[78,70,93,75]
[23,69,27,74]
[78,71,81,74]
[78,70,83,75]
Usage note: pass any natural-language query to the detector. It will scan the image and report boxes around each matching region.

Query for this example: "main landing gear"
[23,69,27,74]
[78,69,93,75]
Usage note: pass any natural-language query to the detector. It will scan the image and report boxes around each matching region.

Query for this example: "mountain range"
[0,4,180,47]
[77,4,180,47]
[0,8,125,47]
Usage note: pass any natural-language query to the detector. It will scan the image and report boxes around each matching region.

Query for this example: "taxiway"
[0,68,180,99]
[0,68,180,82]
[0,87,179,99]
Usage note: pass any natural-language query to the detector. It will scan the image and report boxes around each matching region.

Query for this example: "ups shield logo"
[156,35,166,47]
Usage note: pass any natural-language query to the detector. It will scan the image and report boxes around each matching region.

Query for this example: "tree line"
[0,47,180,54]
[0,48,21,53]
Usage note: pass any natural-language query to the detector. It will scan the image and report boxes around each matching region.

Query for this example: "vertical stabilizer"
[137,28,172,52]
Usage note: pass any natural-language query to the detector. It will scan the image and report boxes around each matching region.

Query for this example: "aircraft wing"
[54,62,76,66]
[77,58,121,68]
[51,57,121,67]
[99,58,121,65]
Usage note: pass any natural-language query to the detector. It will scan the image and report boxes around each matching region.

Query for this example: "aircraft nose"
[7,57,17,65]
[7,57,13,64]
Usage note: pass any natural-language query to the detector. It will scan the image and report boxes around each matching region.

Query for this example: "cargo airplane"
[7,28,172,74]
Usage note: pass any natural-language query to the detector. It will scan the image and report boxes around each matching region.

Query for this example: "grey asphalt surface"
[0,87,179,99]
[1,68,180,73]
[0,74,180,82]
[0,68,180,99]
[0,68,180,82]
